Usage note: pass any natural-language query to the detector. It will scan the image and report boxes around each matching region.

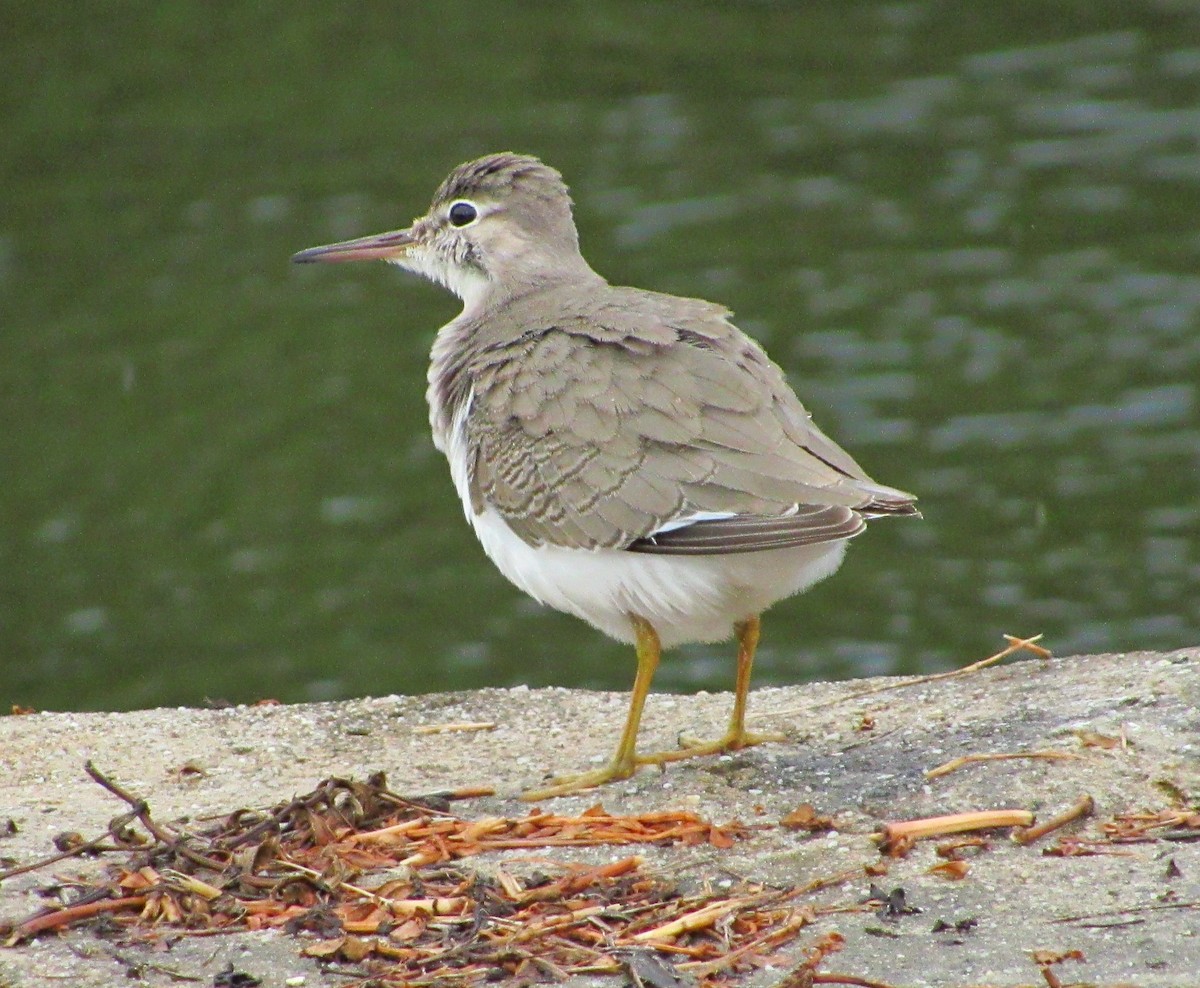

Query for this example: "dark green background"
[4,4,1199,711]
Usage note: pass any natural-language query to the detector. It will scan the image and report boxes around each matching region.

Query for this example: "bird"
[293,152,918,799]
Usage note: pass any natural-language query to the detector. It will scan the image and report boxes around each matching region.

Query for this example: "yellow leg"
[521,615,661,800]
[640,615,785,766]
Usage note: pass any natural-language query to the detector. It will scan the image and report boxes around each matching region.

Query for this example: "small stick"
[0,811,139,880]
[341,817,431,843]
[629,889,783,943]
[925,750,1084,779]
[219,791,325,849]
[797,867,863,895]
[843,634,1049,702]
[631,899,740,941]
[506,905,611,943]
[1013,795,1095,846]
[1053,899,1200,924]
[84,762,230,873]
[9,894,148,941]
[680,911,812,976]
[272,860,463,916]
[770,634,1048,717]
[412,721,496,735]
[880,809,1034,845]
[160,870,224,901]
[440,785,496,799]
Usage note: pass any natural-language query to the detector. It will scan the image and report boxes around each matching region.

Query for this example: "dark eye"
[448,201,478,227]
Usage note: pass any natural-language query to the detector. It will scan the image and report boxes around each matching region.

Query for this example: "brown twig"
[880,809,1035,847]
[1053,899,1199,924]
[1013,795,1095,846]
[769,634,1049,718]
[632,897,748,942]
[84,761,230,873]
[412,721,497,735]
[925,750,1084,779]
[0,812,140,881]
[797,867,863,895]
[680,910,813,977]
[218,788,330,849]
[8,895,149,941]
[843,633,1050,702]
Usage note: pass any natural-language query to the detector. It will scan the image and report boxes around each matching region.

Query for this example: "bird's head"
[293,152,596,310]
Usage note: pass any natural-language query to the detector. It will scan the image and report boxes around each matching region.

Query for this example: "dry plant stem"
[507,905,611,943]
[798,867,863,894]
[1053,900,1200,924]
[769,634,1048,718]
[842,633,1048,702]
[11,895,149,940]
[83,761,229,873]
[1013,795,1096,846]
[925,750,1084,779]
[412,721,496,735]
[220,789,332,849]
[0,816,138,881]
[633,889,782,942]
[882,809,1035,843]
[679,911,812,977]
[439,785,497,799]
[271,861,404,910]
[632,899,743,942]
[342,817,431,843]
[160,870,224,900]
[842,634,1048,702]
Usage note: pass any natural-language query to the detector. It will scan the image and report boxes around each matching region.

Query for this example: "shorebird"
[293,153,918,798]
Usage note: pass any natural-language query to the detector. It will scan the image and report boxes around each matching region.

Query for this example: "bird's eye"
[448,201,478,227]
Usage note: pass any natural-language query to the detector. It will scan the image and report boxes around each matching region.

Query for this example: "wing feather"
[465,288,917,551]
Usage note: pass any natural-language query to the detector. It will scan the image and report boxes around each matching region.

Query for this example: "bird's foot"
[520,757,640,801]
[638,727,787,766]
[520,727,787,798]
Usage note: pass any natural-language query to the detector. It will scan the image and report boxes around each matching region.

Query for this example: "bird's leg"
[639,614,785,766]
[720,614,786,748]
[521,615,661,800]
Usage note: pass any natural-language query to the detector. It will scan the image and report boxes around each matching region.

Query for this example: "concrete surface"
[1,646,1197,987]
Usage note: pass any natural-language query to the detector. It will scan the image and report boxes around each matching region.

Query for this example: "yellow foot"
[520,759,640,801]
[638,728,787,766]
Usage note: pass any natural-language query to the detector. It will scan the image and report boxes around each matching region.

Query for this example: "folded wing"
[465,288,917,553]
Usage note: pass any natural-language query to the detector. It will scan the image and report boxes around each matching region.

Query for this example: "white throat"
[392,251,490,313]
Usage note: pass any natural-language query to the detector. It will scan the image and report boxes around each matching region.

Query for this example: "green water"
[3,4,1198,712]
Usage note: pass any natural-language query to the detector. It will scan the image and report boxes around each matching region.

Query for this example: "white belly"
[469,505,847,647]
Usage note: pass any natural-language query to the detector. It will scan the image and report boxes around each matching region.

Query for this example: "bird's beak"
[291,227,415,264]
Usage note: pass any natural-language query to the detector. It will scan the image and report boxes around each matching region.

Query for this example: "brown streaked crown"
[430,153,583,259]
[432,152,573,210]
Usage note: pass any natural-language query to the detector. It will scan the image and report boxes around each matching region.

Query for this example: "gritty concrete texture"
[1,647,1197,987]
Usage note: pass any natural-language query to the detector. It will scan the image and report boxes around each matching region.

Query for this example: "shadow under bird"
[293,153,918,799]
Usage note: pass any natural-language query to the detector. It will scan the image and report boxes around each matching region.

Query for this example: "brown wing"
[465,288,916,552]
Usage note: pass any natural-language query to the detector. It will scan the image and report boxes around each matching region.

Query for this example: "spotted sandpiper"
[293,153,918,798]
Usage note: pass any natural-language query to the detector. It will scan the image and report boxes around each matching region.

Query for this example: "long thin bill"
[291,228,415,264]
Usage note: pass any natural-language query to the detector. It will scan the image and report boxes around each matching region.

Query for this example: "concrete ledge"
[2,647,1197,986]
